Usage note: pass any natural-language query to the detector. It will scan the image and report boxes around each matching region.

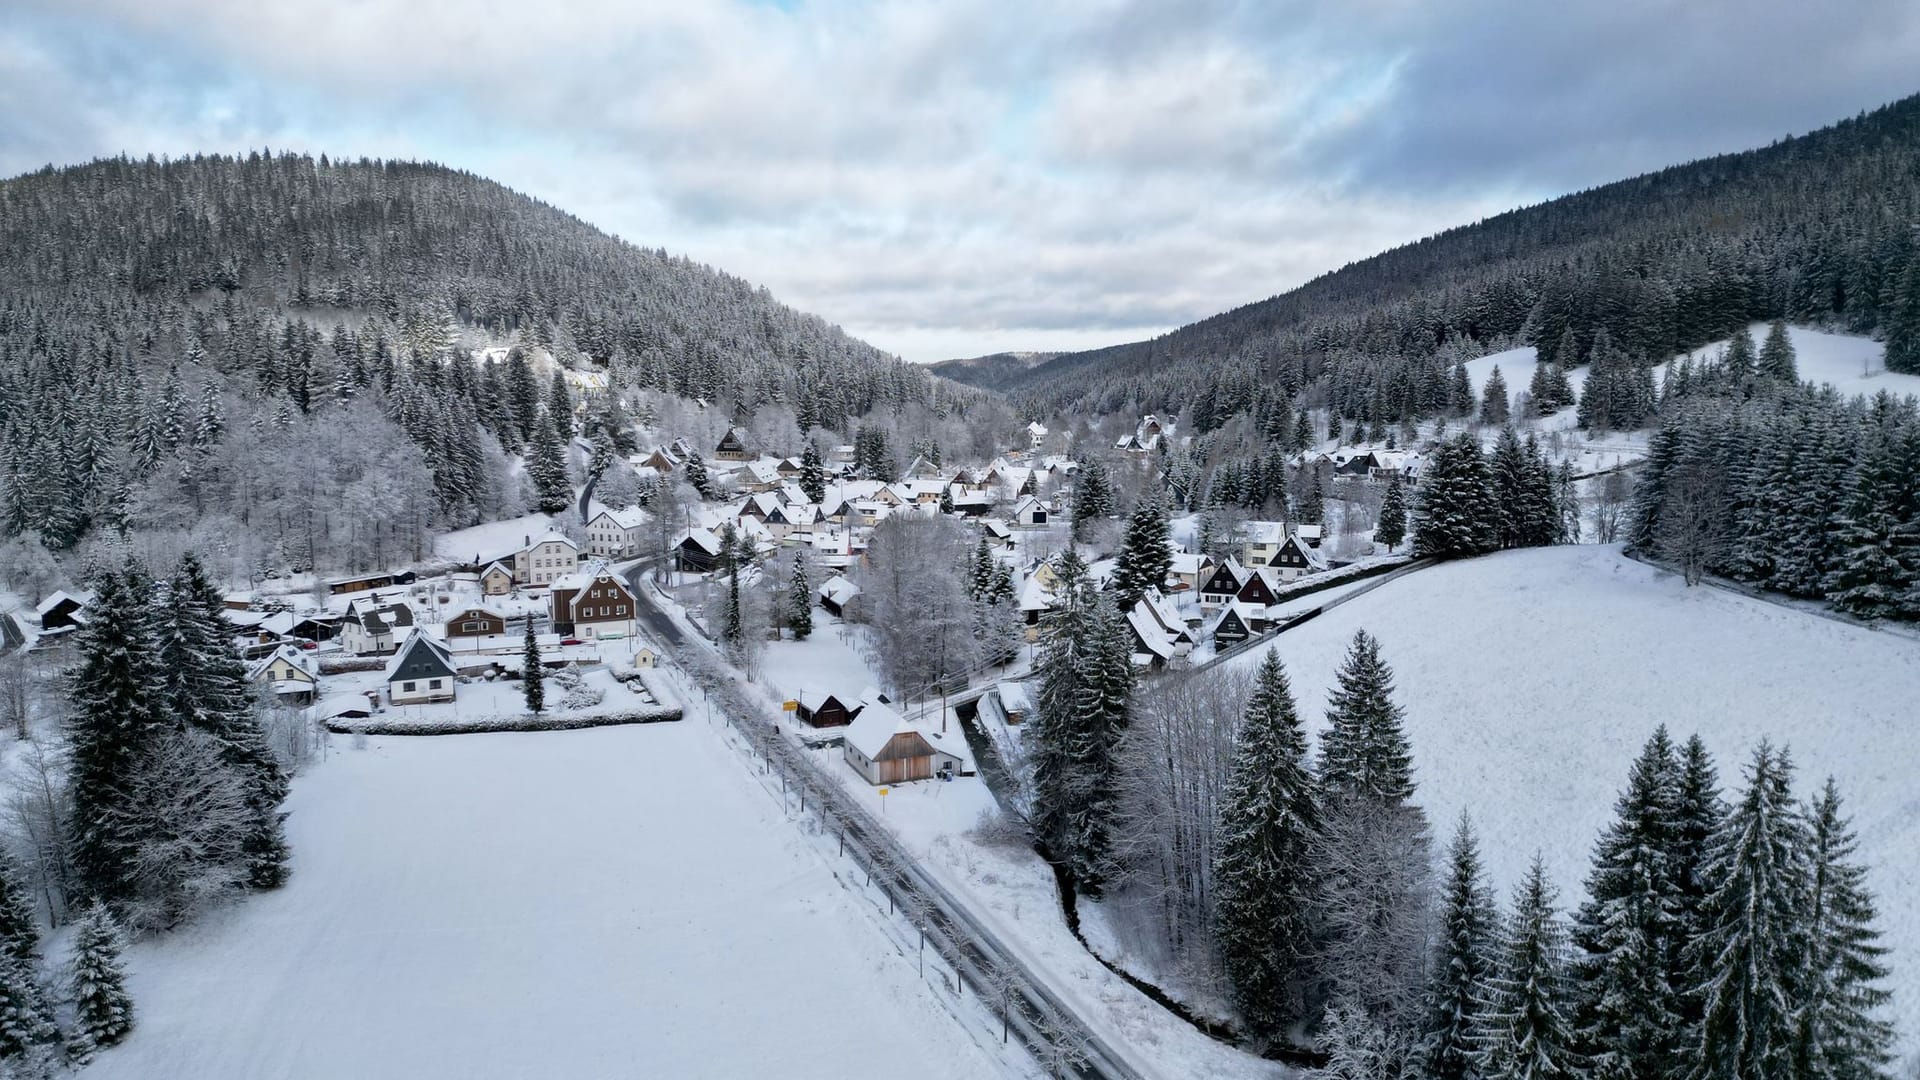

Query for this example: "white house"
[385,630,457,705]
[513,533,581,586]
[586,506,648,559]
[1010,495,1049,527]
[1025,420,1048,448]
[841,697,970,785]
[247,644,320,705]
[340,599,415,656]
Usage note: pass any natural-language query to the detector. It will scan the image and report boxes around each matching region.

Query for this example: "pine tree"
[66,902,134,1062]
[683,451,712,500]
[1688,742,1809,1080]
[1072,457,1113,538]
[1214,650,1321,1045]
[1376,474,1408,552]
[0,854,37,972]
[1416,815,1497,1080]
[1758,321,1798,382]
[1671,734,1726,957]
[1481,366,1510,425]
[162,553,290,888]
[1571,727,1687,1080]
[1823,425,1917,619]
[1477,856,1581,1080]
[720,523,746,647]
[799,443,826,505]
[522,621,545,714]
[785,557,813,641]
[66,562,168,905]
[1068,596,1133,895]
[0,953,57,1065]
[1413,433,1499,558]
[1110,495,1172,607]
[526,410,574,514]
[1793,779,1894,1080]
[1723,326,1757,382]
[1029,555,1096,863]
[1319,630,1414,806]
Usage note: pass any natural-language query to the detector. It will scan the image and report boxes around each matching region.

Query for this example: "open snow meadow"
[1222,545,1920,1046]
[80,723,1008,1079]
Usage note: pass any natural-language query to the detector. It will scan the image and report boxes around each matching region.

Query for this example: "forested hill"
[0,153,952,417]
[0,153,986,576]
[936,92,1920,428]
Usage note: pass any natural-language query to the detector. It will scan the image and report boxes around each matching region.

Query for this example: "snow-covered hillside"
[82,724,1014,1079]
[1220,545,1920,1046]
[1463,323,1920,404]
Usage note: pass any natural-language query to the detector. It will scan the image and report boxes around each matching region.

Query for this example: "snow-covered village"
[3,10,1920,1080]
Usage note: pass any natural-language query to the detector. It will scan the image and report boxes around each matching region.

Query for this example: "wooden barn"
[841,699,967,785]
[794,690,862,728]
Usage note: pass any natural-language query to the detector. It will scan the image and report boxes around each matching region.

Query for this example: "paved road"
[626,563,1146,1080]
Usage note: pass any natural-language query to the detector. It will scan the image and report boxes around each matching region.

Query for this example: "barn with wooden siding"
[841,700,966,786]
[445,606,508,639]
[794,690,862,728]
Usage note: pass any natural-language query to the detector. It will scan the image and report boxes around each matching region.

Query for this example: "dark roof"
[386,633,456,683]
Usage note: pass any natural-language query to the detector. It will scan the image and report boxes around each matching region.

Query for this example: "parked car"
[559,638,584,646]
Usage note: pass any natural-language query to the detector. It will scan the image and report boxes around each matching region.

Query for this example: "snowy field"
[82,724,1013,1079]
[1220,545,1920,1049]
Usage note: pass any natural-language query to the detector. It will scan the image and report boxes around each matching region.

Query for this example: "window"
[429,679,443,689]
[403,681,416,692]
[615,606,627,616]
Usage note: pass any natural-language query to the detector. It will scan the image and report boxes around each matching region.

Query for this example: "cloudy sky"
[4,1,1917,362]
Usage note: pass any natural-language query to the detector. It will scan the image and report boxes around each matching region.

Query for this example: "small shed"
[794,690,862,728]
[817,575,861,619]
[633,645,660,669]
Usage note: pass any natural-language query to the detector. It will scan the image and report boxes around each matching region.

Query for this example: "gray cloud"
[1,0,1912,362]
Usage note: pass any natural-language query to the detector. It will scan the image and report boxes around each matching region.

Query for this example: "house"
[1025,421,1048,448]
[632,645,660,669]
[1168,551,1216,594]
[480,561,516,596]
[982,519,1014,547]
[841,697,968,785]
[513,533,581,587]
[1207,603,1259,647]
[1198,559,1246,609]
[549,564,639,640]
[385,631,457,705]
[1240,520,1289,568]
[1125,591,1194,670]
[340,599,415,656]
[639,446,683,474]
[1010,495,1049,527]
[248,644,320,705]
[900,454,944,481]
[818,575,861,619]
[1269,532,1329,581]
[714,427,753,462]
[445,605,508,640]
[34,590,93,632]
[677,528,725,573]
[1235,567,1282,608]
[324,570,418,597]
[586,506,648,559]
[794,689,863,728]
[290,614,342,642]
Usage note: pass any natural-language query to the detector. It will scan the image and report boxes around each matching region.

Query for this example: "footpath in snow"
[82,723,1014,1080]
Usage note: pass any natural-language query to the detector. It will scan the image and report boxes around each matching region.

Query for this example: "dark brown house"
[794,691,862,728]
[445,607,508,639]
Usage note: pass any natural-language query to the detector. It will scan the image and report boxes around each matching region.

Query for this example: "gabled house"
[445,606,508,640]
[586,506,648,559]
[740,460,782,492]
[1269,532,1329,581]
[1235,567,1282,608]
[841,697,969,785]
[1025,421,1048,448]
[818,574,862,619]
[480,561,515,596]
[794,690,863,728]
[639,446,683,474]
[1198,559,1246,609]
[341,599,415,656]
[714,427,753,462]
[1207,602,1259,647]
[248,644,320,705]
[385,630,456,705]
[1010,495,1049,526]
[549,564,638,640]
[1168,551,1216,594]
[34,590,93,632]
[513,533,581,587]
[677,528,725,573]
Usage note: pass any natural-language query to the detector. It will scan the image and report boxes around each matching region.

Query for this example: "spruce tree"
[1376,474,1408,552]
[1571,727,1687,1080]
[1413,433,1499,558]
[1416,814,1497,1080]
[0,953,57,1066]
[527,410,574,514]
[1723,326,1757,382]
[66,902,134,1062]
[1214,650,1321,1044]
[1793,779,1894,1080]
[1072,457,1113,539]
[799,443,826,505]
[1758,321,1798,382]
[66,562,167,905]
[1477,856,1581,1080]
[1319,630,1414,806]
[1110,495,1172,607]
[1688,742,1809,1080]
[0,854,38,971]
[522,621,545,714]
[1029,554,1095,863]
[1481,366,1510,425]
[785,557,813,641]
[162,553,290,888]
[1068,596,1133,896]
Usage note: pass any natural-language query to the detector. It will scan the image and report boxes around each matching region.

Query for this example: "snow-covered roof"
[248,644,318,683]
[526,531,579,551]
[997,680,1034,715]
[1026,421,1048,435]
[35,589,93,617]
[1170,551,1212,575]
[678,528,724,556]
[819,575,861,606]
[551,560,626,594]
[592,506,648,530]
[383,630,455,682]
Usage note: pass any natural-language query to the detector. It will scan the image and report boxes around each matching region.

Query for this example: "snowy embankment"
[1217,544,1920,1049]
[81,724,1010,1080]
